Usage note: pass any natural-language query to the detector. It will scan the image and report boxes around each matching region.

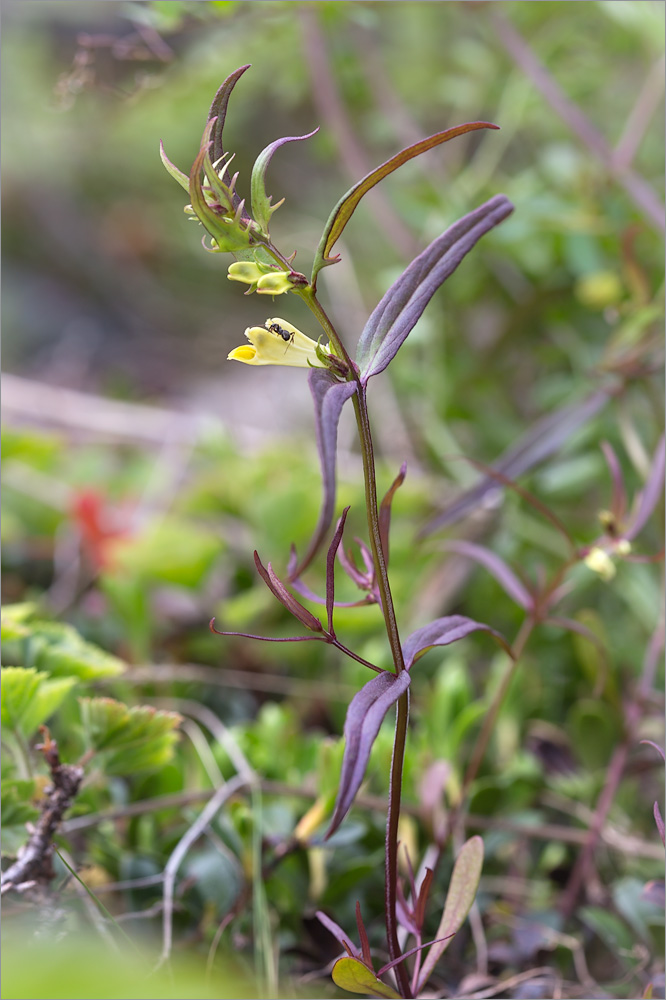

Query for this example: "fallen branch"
[1,729,84,895]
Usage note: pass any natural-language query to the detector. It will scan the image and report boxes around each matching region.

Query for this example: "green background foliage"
[2,2,663,998]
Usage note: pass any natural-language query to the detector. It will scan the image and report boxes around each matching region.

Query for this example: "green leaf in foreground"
[331,957,402,999]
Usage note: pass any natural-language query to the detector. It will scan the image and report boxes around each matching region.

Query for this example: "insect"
[267,321,295,352]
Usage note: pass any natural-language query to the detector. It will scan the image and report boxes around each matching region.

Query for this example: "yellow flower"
[227,318,329,368]
[584,547,616,581]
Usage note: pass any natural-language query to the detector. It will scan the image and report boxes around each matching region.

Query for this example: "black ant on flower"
[265,319,295,351]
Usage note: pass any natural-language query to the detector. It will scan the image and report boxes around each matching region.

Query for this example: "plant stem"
[303,290,411,995]
[352,385,411,997]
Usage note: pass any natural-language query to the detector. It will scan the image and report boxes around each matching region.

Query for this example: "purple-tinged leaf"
[654,803,665,846]
[289,371,357,579]
[403,615,512,670]
[253,552,324,632]
[338,544,372,590]
[640,740,666,762]
[206,64,251,204]
[331,957,401,999]
[416,836,484,992]
[251,129,319,233]
[210,619,327,645]
[601,441,627,523]
[544,617,610,676]
[355,901,373,969]
[356,195,513,382]
[288,572,371,609]
[379,463,407,566]
[326,670,412,838]
[377,932,455,977]
[326,508,350,633]
[441,540,532,610]
[425,451,575,547]
[315,910,358,956]
[423,388,610,533]
[396,886,420,937]
[312,122,500,280]
[625,435,665,540]
[414,868,435,931]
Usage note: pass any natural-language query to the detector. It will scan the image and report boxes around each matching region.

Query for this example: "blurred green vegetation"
[2,2,664,999]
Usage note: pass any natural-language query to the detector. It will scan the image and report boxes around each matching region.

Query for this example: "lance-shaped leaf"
[326,669,412,838]
[625,434,665,540]
[423,388,610,533]
[159,141,190,193]
[253,551,324,632]
[402,615,512,670]
[251,130,319,234]
[326,507,350,633]
[379,462,407,566]
[601,441,627,525]
[312,122,499,280]
[441,540,532,611]
[289,370,357,579]
[416,836,484,992]
[206,64,251,210]
[356,195,513,383]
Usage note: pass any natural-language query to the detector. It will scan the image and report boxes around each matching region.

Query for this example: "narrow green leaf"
[312,122,499,281]
[250,129,318,233]
[159,141,190,192]
[332,957,402,999]
[55,849,138,952]
[416,835,484,990]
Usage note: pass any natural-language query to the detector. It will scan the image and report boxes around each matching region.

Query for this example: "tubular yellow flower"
[227,318,329,368]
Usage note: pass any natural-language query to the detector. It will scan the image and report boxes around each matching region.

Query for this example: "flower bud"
[256,271,296,295]
[227,261,264,288]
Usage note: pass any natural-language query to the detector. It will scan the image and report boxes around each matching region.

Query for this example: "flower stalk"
[164,67,515,996]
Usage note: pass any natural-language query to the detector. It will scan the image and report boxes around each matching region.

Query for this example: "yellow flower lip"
[227,318,329,368]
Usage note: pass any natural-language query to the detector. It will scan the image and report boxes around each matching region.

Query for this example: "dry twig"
[1,730,84,895]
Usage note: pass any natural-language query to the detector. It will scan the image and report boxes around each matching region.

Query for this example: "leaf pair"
[300,193,513,577]
[326,615,511,838]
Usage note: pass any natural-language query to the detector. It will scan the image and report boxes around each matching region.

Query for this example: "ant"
[267,321,295,352]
